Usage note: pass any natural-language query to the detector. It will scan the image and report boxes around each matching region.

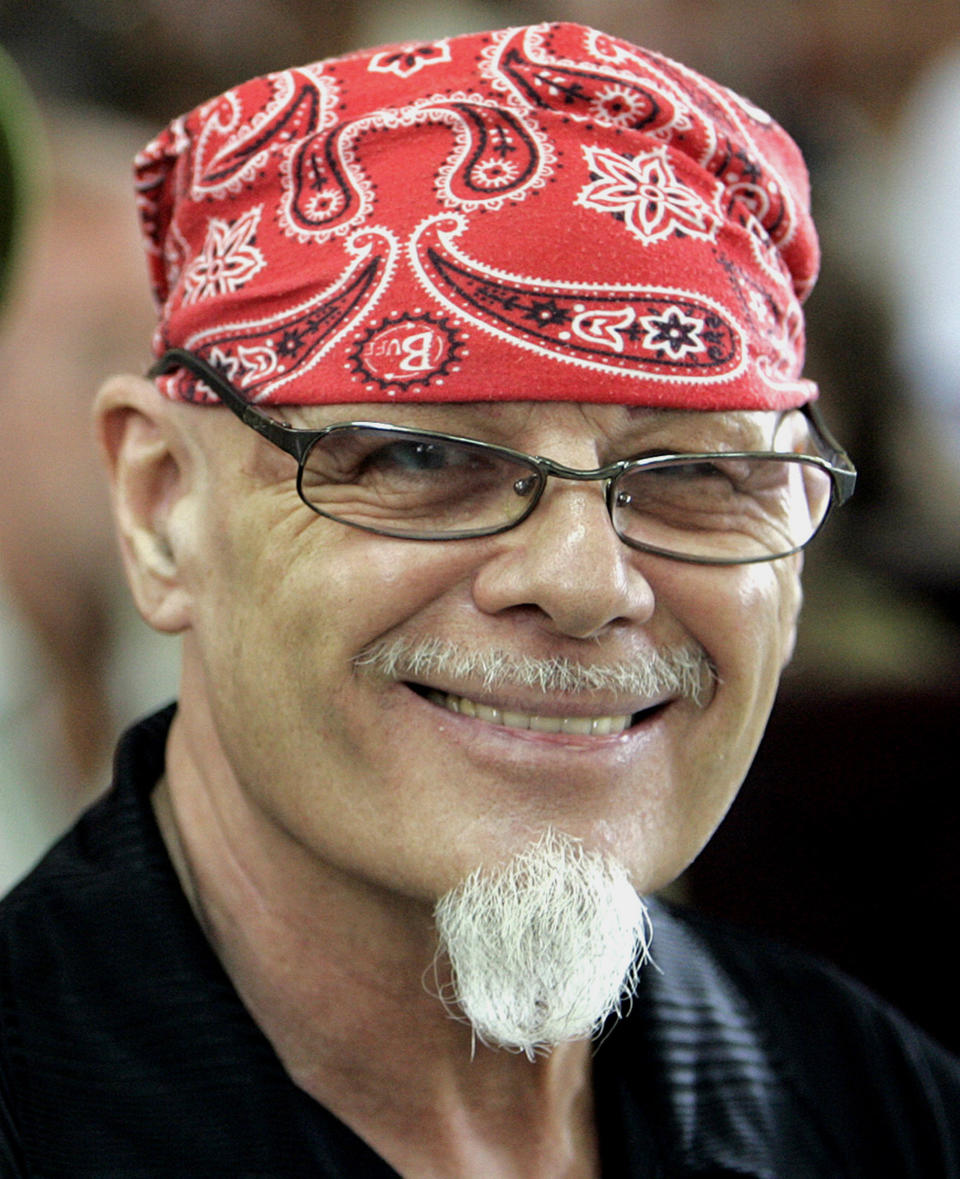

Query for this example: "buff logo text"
[350,312,464,391]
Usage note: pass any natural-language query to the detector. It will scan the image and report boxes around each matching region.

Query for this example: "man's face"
[170,398,802,902]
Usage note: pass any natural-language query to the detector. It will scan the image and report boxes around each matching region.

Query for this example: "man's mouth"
[420,687,664,735]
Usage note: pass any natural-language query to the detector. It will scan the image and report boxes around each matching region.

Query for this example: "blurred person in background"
[0,94,180,890]
[0,108,157,776]
[0,44,34,309]
[2,21,959,1176]
[884,41,960,616]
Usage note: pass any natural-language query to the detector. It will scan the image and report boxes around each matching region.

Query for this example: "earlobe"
[94,374,195,634]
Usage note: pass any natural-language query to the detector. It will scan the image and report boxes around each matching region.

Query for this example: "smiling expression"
[162,398,803,904]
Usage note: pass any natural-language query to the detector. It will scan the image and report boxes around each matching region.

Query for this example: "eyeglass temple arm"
[149,349,857,507]
[148,348,316,462]
[802,401,857,506]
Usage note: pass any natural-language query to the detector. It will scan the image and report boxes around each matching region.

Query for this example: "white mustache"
[353,635,716,707]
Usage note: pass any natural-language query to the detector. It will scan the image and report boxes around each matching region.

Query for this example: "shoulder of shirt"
[0,705,178,989]
[644,895,959,1068]
[620,896,960,1173]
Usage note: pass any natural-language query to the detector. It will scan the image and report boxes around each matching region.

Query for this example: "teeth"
[426,690,632,734]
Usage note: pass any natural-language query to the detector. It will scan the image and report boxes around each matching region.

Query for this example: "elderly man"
[2,21,958,1177]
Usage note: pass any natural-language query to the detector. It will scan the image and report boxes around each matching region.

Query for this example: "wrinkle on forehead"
[275,399,787,453]
[621,406,787,451]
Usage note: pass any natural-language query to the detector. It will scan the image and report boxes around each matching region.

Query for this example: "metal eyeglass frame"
[149,347,857,566]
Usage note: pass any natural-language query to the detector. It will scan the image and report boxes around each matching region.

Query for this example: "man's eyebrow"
[623,412,793,457]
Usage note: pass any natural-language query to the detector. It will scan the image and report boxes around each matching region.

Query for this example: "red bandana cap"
[136,22,820,411]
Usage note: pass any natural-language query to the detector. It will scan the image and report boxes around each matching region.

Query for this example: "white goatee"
[432,829,652,1060]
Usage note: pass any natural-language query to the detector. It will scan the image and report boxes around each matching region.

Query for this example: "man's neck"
[153,711,601,1178]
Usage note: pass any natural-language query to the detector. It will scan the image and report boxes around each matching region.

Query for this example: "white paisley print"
[182,205,266,303]
[577,146,720,245]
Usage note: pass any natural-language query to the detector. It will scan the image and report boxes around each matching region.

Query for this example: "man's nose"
[470,479,657,640]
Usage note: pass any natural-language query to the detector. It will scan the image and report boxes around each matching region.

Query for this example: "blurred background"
[1,0,958,1046]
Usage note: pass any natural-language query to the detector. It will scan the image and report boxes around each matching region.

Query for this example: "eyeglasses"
[149,348,856,566]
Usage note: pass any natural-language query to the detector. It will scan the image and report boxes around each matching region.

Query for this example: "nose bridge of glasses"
[535,455,626,484]
[527,456,625,531]
[514,455,625,540]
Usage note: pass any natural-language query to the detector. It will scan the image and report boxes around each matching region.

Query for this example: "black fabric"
[1,706,959,1177]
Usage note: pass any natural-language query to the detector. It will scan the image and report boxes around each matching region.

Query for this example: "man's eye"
[649,460,721,480]
[364,441,458,473]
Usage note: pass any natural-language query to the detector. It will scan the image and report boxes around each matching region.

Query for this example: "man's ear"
[94,374,197,634]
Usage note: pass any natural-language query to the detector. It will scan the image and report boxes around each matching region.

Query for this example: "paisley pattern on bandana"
[576,146,722,246]
[189,66,339,200]
[276,97,553,246]
[181,206,266,303]
[410,215,744,385]
[136,21,819,410]
[166,228,399,403]
[369,41,452,79]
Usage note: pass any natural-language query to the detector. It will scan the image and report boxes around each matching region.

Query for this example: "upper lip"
[355,633,713,714]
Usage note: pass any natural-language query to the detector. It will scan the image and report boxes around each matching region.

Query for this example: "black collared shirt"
[2,706,959,1176]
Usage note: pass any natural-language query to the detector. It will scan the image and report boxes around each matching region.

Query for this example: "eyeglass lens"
[298,426,834,559]
[299,428,538,538]
[611,455,832,561]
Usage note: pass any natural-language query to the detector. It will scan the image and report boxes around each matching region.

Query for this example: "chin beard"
[432,830,652,1059]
